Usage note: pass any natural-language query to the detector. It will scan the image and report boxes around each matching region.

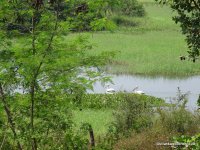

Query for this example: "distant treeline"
[0,0,145,32]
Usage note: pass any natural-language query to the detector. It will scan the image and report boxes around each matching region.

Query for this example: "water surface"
[88,75,200,110]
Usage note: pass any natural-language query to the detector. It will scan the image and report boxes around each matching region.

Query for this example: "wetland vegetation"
[76,0,200,77]
[0,0,199,149]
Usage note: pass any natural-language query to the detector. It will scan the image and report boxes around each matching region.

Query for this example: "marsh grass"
[89,30,200,76]
[65,1,200,77]
[73,109,113,136]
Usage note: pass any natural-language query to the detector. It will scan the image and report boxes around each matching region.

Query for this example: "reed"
[66,1,200,77]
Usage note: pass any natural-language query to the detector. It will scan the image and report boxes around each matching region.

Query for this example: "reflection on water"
[88,75,200,110]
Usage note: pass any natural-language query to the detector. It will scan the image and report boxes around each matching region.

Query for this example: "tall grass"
[73,109,113,136]
[89,31,196,76]
[66,1,200,77]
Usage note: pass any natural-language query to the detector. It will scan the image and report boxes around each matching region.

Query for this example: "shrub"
[157,108,200,134]
[111,94,154,137]
[113,0,145,17]
[111,90,200,150]
[112,15,139,27]
[173,134,200,149]
[66,0,145,31]
[157,89,200,134]
[66,0,116,31]
[78,93,165,109]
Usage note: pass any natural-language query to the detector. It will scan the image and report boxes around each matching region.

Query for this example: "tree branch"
[0,133,6,150]
[29,4,60,150]
[0,83,23,150]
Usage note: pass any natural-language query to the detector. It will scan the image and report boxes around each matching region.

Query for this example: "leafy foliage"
[65,0,116,31]
[157,107,199,134]
[157,88,199,134]
[65,0,145,31]
[110,94,154,138]
[113,0,145,17]
[173,134,200,149]
[0,0,145,32]
[112,90,200,150]
[0,0,113,149]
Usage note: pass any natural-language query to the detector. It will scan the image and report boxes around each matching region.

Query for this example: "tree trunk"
[0,83,23,150]
[89,125,95,148]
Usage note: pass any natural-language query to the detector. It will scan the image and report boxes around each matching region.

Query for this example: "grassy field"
[73,109,113,136]
[67,0,200,77]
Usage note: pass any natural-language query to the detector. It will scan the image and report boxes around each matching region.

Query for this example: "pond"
[88,75,200,110]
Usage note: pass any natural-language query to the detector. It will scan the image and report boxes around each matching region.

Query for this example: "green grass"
[89,31,200,76]
[114,3,178,32]
[66,1,200,77]
[73,109,113,136]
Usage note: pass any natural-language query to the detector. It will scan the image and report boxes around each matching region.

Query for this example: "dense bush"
[110,94,154,137]
[66,0,145,31]
[113,0,145,17]
[60,0,145,31]
[157,89,200,134]
[65,0,116,31]
[1,0,145,32]
[0,93,164,149]
[0,93,94,149]
[111,91,200,150]
[157,108,200,134]
[78,93,165,109]
[173,134,200,150]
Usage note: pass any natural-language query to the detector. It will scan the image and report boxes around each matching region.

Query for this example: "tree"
[0,0,112,149]
[156,0,200,62]
[114,0,145,17]
[56,0,117,31]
